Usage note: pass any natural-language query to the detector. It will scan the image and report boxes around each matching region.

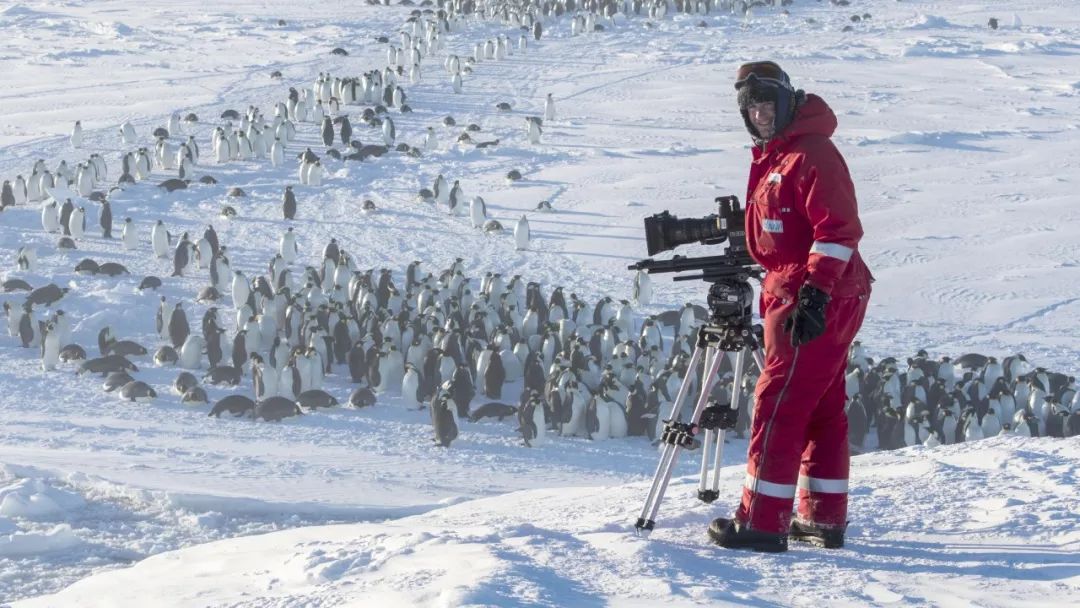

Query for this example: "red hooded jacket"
[745,94,872,301]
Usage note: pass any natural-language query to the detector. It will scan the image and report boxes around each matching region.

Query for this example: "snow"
[12,436,1080,607]
[0,0,1078,605]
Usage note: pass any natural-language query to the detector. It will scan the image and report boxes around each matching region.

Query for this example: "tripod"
[634,307,764,537]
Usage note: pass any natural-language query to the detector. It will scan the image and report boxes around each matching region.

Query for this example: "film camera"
[630,195,760,327]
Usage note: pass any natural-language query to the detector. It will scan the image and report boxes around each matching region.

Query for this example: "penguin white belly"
[593,399,611,440]
[42,335,60,371]
[607,402,628,438]
[179,337,203,369]
[531,405,548,446]
[401,370,421,407]
[500,349,522,383]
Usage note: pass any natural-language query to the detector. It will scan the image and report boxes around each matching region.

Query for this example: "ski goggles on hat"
[734,61,790,90]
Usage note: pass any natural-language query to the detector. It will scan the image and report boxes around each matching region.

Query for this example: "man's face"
[747,101,776,140]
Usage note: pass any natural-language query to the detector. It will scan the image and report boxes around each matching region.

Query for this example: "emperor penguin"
[307,161,324,187]
[544,93,556,121]
[320,116,334,147]
[525,116,542,145]
[76,163,94,197]
[41,200,60,233]
[13,176,27,205]
[282,185,297,220]
[279,227,298,264]
[401,363,422,408]
[99,200,113,238]
[470,196,487,228]
[172,232,192,276]
[376,345,405,394]
[451,72,463,94]
[271,138,285,167]
[120,121,137,145]
[514,215,530,250]
[179,334,205,369]
[41,321,60,371]
[424,127,438,152]
[381,117,396,145]
[151,220,169,258]
[68,206,86,239]
[16,246,37,269]
[71,121,83,148]
[633,270,652,305]
[168,302,190,348]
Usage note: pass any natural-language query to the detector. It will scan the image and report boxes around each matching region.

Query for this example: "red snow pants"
[734,290,868,533]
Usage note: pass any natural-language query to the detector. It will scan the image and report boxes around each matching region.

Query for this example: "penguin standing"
[41,321,60,371]
[169,303,190,348]
[271,138,285,167]
[68,206,86,239]
[282,185,297,220]
[151,220,169,258]
[172,233,191,276]
[179,334,204,369]
[121,121,137,145]
[381,117,396,145]
[525,117,542,145]
[424,127,438,152]
[430,392,459,447]
[71,121,83,148]
[470,196,487,228]
[41,200,60,233]
[339,116,353,145]
[484,350,505,398]
[514,215,530,250]
[279,227,298,264]
[633,270,652,306]
[99,200,113,238]
[544,93,556,121]
[320,116,334,147]
[401,363,422,408]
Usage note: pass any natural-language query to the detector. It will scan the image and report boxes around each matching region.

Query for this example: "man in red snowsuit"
[708,61,873,552]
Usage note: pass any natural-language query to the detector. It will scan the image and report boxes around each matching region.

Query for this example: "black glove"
[783,283,830,346]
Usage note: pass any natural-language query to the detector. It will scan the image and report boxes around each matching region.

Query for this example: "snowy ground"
[1,0,1079,605]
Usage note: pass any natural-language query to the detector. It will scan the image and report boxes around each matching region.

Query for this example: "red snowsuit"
[735,94,873,534]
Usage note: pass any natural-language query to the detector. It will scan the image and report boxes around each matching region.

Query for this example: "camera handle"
[634,322,764,537]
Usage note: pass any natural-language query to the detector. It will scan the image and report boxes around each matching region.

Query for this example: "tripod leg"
[697,349,719,498]
[694,345,726,503]
[635,343,706,535]
[709,347,749,495]
[630,345,725,535]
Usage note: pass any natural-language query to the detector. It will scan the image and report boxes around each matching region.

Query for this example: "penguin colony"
[843,347,1080,450]
[2,0,1078,450]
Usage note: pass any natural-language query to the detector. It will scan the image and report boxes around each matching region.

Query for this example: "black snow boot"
[706,518,788,553]
[788,519,846,549]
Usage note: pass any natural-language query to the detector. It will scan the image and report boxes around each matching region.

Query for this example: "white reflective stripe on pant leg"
[745,473,796,499]
[810,241,854,262]
[797,475,849,494]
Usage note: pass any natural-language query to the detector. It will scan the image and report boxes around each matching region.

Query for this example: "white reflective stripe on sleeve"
[810,241,854,262]
[797,475,849,494]
[745,473,796,499]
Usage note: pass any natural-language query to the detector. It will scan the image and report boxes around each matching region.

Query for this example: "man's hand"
[783,283,830,346]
